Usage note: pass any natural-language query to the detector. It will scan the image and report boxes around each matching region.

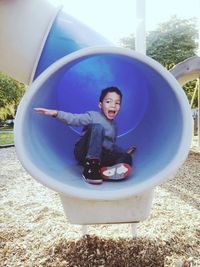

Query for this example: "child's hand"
[127,146,137,154]
[34,108,58,117]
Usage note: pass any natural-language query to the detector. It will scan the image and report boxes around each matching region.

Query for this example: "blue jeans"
[74,124,132,166]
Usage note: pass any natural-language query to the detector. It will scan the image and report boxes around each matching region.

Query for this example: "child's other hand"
[34,108,58,117]
[127,146,137,154]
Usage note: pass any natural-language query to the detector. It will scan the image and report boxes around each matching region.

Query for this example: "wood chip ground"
[0,147,199,267]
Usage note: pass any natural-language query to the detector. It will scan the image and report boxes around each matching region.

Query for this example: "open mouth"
[108,110,116,118]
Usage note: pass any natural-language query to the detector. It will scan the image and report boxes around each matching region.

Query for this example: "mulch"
[0,147,199,267]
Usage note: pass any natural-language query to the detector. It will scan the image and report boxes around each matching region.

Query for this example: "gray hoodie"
[57,110,118,150]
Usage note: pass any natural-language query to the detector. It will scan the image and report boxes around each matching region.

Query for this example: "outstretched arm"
[34,108,93,126]
[34,108,58,117]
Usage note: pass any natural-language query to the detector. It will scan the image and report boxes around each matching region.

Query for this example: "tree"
[146,16,198,69]
[119,16,198,107]
[0,72,26,120]
[119,34,135,50]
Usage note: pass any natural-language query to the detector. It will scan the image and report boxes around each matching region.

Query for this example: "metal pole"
[81,225,88,236]
[198,0,200,149]
[198,78,200,148]
[131,223,137,238]
[135,0,146,54]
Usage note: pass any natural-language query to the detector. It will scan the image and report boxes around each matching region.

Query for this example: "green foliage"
[183,80,198,108]
[0,72,26,120]
[119,16,199,107]
[119,34,135,50]
[146,16,198,69]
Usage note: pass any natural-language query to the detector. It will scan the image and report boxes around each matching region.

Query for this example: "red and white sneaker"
[100,163,132,181]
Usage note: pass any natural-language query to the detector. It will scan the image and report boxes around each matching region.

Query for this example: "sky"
[51,0,199,44]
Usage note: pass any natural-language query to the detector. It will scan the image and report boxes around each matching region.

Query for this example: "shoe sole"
[82,174,103,185]
[100,163,132,181]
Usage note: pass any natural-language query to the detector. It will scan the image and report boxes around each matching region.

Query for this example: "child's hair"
[99,86,123,103]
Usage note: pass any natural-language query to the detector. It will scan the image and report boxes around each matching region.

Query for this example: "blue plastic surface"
[15,48,191,199]
[34,11,111,80]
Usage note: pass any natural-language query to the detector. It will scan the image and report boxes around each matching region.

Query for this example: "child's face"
[99,92,121,120]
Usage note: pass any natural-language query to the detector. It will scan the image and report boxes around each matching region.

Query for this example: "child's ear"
[98,102,102,109]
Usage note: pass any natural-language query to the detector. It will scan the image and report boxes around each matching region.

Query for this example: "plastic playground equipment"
[170,56,200,147]
[0,0,192,225]
[170,56,200,86]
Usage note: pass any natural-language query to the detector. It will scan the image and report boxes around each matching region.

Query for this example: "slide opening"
[15,48,191,200]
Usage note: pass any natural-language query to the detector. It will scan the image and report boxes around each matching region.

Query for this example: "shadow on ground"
[42,235,194,267]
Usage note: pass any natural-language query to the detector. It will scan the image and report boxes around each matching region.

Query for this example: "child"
[34,86,135,185]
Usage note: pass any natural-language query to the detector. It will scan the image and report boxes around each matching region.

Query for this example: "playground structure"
[170,56,200,86]
[0,0,193,226]
[170,57,200,146]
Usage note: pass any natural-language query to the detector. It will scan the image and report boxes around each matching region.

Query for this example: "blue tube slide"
[15,44,192,201]
[33,10,111,80]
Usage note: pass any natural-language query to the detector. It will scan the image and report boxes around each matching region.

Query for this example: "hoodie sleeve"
[56,111,93,126]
